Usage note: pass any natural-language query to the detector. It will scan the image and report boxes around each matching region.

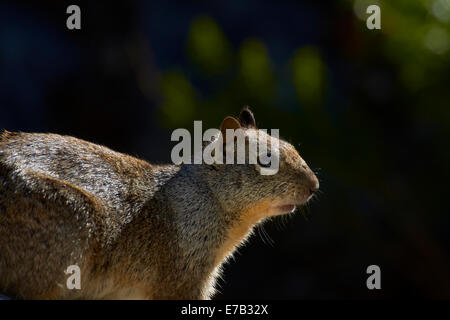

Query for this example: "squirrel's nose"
[300,162,319,196]
[306,170,319,196]
[309,181,319,196]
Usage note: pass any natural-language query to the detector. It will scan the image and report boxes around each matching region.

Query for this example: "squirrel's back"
[0,130,156,212]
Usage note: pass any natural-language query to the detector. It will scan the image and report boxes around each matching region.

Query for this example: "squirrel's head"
[203,107,319,218]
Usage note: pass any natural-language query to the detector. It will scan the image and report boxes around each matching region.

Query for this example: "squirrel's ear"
[238,107,256,128]
[220,116,241,143]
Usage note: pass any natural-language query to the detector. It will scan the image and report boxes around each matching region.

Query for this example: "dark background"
[1,0,449,299]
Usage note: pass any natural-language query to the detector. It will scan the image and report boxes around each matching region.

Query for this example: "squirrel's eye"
[257,152,271,168]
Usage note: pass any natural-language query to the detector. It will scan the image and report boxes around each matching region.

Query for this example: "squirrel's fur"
[0,108,319,299]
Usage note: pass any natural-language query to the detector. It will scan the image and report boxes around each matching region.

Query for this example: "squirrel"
[0,108,319,299]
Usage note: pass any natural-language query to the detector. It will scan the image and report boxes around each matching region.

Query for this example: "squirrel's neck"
[159,164,260,272]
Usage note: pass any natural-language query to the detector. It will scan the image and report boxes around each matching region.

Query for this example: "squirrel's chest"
[79,276,149,300]
[214,201,272,266]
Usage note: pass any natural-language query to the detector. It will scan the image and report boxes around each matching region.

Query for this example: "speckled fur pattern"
[0,109,319,299]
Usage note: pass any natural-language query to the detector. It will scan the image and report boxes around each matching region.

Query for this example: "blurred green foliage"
[158,0,450,148]
[159,71,197,128]
[187,15,232,76]
[292,47,326,107]
[238,39,275,102]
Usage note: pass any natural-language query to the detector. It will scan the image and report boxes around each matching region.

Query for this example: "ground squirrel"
[0,108,319,299]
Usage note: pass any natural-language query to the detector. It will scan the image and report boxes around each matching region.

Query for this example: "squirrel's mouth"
[276,204,295,214]
[272,204,296,215]
[271,193,314,215]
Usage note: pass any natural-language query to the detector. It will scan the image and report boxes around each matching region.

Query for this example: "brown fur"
[0,109,319,299]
